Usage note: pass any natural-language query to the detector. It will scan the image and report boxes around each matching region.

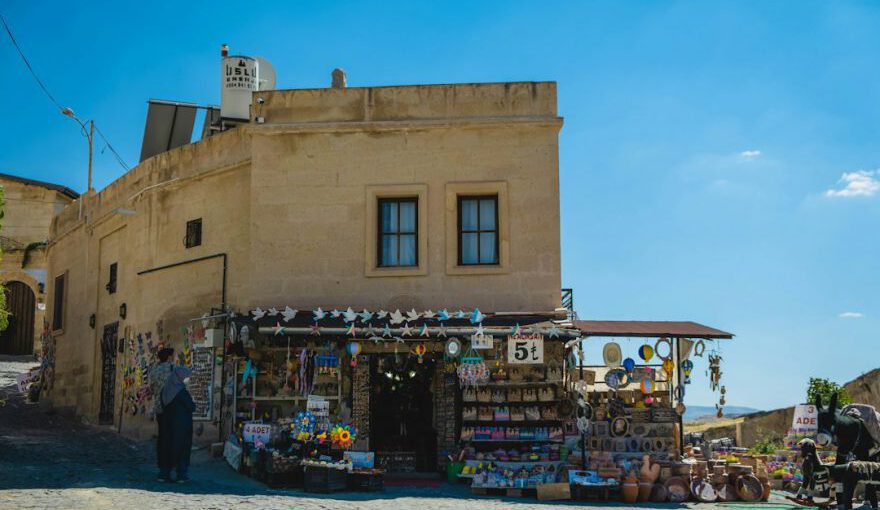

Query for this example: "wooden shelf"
[248,395,340,401]
[478,381,563,388]
[463,439,564,443]
[463,420,562,425]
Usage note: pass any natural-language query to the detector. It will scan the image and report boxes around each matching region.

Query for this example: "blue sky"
[2,1,878,410]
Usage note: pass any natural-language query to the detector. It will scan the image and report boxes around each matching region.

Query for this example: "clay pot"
[638,482,653,502]
[622,481,639,503]
[737,475,763,502]
[659,467,672,482]
[650,483,668,503]
[665,476,690,503]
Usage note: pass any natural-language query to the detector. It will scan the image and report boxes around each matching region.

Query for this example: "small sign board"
[471,334,494,349]
[343,451,375,468]
[507,335,544,364]
[307,395,330,417]
[242,422,273,444]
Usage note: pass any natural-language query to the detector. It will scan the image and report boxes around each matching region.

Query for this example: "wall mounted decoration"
[603,342,622,368]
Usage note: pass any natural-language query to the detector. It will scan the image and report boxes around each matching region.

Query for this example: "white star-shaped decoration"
[419,324,430,337]
[345,323,356,337]
[401,323,414,337]
[376,310,388,319]
[281,306,298,323]
[342,307,358,323]
[547,326,561,339]
[437,326,448,338]
[474,324,485,337]
[312,308,327,321]
[406,309,421,322]
[362,324,376,337]
[382,325,393,338]
[251,307,267,320]
[267,307,280,316]
[273,322,285,336]
[389,309,405,325]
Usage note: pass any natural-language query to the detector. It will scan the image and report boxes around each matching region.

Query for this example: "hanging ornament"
[511,323,523,337]
[414,343,427,363]
[281,306,298,322]
[603,342,622,368]
[638,344,654,363]
[401,323,414,337]
[347,341,361,367]
[622,357,636,373]
[470,308,486,324]
[694,339,706,357]
[445,338,461,358]
[640,378,654,396]
[419,324,430,337]
[681,359,694,384]
[655,337,673,361]
[662,358,675,377]
[437,309,450,321]
[312,308,327,321]
[251,307,267,320]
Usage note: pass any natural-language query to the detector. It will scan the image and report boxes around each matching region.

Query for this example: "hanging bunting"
[267,307,279,317]
[330,309,341,318]
[342,307,358,323]
[437,309,450,321]
[251,307,267,320]
[312,308,327,321]
[454,310,466,319]
[376,310,388,319]
[422,310,436,319]
[359,309,373,322]
[406,309,421,322]
[281,306,298,322]
[470,308,486,324]
[389,310,405,325]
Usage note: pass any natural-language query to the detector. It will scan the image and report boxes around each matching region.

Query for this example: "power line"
[1,13,129,171]
[0,13,62,112]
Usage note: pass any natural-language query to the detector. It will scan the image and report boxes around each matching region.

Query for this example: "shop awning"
[572,320,733,339]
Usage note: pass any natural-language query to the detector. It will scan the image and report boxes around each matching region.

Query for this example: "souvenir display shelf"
[233,346,343,424]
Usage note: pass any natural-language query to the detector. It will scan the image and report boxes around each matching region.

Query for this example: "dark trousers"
[156,392,193,476]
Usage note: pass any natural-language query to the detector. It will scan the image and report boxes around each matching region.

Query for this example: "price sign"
[507,335,544,364]
[242,422,273,444]
[471,334,494,349]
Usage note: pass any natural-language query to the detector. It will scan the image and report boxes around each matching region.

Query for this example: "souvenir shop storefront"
[216,310,758,503]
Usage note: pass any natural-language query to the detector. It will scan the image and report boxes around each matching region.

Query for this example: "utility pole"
[87,120,94,192]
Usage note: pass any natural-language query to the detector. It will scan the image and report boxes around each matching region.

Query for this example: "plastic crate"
[347,471,384,492]
[303,465,348,493]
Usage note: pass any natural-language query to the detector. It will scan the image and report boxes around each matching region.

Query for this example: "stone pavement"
[0,356,799,509]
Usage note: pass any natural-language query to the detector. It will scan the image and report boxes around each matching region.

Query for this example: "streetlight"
[61,107,94,193]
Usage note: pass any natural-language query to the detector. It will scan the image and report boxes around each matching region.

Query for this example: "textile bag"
[478,407,494,421]
[538,387,556,402]
[511,408,526,422]
[477,388,492,403]
[507,389,522,402]
[463,388,477,402]
[522,389,538,402]
[509,367,524,382]
[491,390,505,403]
[495,406,511,421]
[462,406,477,421]
[525,406,542,421]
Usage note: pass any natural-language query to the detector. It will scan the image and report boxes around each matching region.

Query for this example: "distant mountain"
[684,405,760,422]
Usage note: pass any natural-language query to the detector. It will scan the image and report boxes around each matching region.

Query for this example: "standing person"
[161,354,194,482]
[149,348,175,482]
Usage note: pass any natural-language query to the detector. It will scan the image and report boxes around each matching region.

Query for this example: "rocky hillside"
[692,368,880,447]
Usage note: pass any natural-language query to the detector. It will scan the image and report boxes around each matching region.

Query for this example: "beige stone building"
[0,173,78,355]
[45,81,563,439]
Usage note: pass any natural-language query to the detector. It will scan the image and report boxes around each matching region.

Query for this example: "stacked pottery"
[638,454,660,502]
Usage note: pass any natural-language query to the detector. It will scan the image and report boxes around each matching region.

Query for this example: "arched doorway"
[0,281,36,355]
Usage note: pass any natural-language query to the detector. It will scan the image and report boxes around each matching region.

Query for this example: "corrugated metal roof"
[573,320,733,339]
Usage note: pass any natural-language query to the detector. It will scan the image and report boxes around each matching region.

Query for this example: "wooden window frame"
[377,197,419,268]
[457,195,499,266]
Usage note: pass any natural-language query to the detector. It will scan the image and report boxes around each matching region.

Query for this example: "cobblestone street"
[0,357,792,510]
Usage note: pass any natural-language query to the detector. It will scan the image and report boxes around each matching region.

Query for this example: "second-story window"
[185,218,202,248]
[378,198,418,267]
[458,195,499,265]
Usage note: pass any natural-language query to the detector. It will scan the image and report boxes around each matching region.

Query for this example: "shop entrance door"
[98,322,119,425]
[370,355,437,473]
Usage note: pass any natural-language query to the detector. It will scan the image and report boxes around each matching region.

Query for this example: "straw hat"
[603,342,622,367]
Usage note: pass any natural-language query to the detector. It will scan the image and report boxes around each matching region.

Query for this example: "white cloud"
[739,150,762,158]
[825,170,880,198]
[839,312,865,319]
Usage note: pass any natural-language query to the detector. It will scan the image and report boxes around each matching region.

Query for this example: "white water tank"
[219,44,275,121]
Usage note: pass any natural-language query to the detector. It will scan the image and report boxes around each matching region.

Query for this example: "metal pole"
[87,120,94,192]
